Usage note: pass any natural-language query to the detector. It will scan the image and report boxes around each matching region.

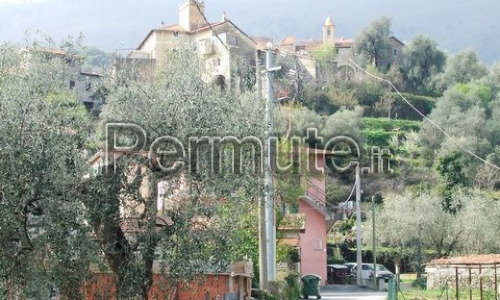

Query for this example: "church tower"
[179,0,206,31]
[323,15,335,46]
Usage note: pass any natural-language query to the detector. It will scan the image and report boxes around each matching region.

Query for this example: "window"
[172,31,179,38]
[85,82,91,91]
[327,29,331,36]
[69,80,75,90]
[393,48,398,56]
[313,238,323,250]
[229,35,239,46]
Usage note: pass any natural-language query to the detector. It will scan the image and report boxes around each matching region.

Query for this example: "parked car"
[326,264,349,284]
[349,263,394,282]
[343,262,356,271]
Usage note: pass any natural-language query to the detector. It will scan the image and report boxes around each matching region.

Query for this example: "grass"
[396,274,498,300]
[401,288,496,300]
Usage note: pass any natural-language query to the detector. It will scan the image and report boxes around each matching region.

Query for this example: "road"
[317,284,387,300]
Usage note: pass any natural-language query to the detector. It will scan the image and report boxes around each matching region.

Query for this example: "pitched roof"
[335,38,354,48]
[389,36,405,46]
[167,24,187,31]
[280,35,296,46]
[137,19,255,51]
[429,254,500,266]
[252,36,273,50]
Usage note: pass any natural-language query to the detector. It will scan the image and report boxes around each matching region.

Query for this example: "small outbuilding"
[426,254,500,297]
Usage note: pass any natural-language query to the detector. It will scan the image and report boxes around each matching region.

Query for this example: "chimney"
[179,0,206,31]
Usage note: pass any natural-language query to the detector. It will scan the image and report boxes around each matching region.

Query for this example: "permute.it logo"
[105,123,393,175]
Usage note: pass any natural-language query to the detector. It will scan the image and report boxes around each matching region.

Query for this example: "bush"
[386,92,436,120]
[363,92,436,120]
[361,118,422,146]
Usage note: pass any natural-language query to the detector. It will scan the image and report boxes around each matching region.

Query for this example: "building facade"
[127,0,257,92]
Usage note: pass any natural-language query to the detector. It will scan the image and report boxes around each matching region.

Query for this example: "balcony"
[198,39,215,55]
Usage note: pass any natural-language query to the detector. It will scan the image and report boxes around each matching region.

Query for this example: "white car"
[349,263,394,282]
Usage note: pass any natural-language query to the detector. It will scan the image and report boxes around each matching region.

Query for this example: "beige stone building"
[277,16,405,78]
[126,0,257,91]
[278,16,356,78]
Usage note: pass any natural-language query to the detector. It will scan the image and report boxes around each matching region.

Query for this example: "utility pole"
[259,43,280,289]
[372,195,377,290]
[257,49,268,290]
[356,165,363,286]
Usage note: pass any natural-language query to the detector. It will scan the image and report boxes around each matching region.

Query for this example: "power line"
[348,58,500,171]
[193,1,230,52]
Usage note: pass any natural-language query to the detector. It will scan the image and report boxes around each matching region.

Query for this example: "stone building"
[278,16,355,78]
[425,254,500,291]
[125,0,257,92]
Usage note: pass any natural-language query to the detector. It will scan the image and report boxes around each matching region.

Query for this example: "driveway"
[317,284,387,300]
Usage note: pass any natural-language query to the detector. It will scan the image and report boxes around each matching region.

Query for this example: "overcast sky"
[0,0,499,63]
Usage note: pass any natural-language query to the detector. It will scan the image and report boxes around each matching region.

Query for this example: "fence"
[426,264,500,300]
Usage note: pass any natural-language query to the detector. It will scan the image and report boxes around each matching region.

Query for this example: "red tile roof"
[162,24,187,32]
[280,36,296,46]
[252,36,273,50]
[429,254,500,266]
[335,38,354,48]
[137,19,255,50]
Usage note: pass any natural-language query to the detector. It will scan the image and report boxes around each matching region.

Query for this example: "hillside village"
[1,0,500,299]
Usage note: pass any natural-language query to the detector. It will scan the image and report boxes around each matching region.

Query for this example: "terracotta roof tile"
[335,38,354,48]
[162,24,187,32]
[280,36,296,46]
[429,254,500,265]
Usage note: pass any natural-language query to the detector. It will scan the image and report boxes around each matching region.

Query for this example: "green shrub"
[386,92,436,120]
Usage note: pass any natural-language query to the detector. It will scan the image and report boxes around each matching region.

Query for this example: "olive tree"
[402,35,446,95]
[88,48,267,298]
[0,41,95,298]
[354,17,393,70]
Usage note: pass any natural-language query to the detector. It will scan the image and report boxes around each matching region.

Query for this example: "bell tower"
[179,0,205,31]
[323,15,335,46]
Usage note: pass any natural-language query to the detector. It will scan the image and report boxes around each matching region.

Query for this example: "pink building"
[297,150,341,286]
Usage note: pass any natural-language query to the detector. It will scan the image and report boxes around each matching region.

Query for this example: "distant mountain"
[0,0,498,64]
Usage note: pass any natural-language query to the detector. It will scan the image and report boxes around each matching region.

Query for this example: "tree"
[367,192,462,277]
[436,152,467,213]
[481,62,500,98]
[1,40,267,299]
[371,190,500,273]
[419,84,490,158]
[322,106,364,144]
[402,35,446,95]
[354,17,393,70]
[90,48,267,298]
[311,44,337,79]
[433,50,488,92]
[0,42,95,298]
